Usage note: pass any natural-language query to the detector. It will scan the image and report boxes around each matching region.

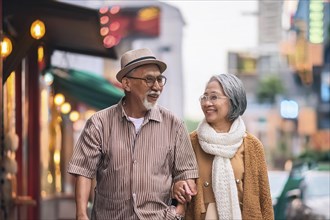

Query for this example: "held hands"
[173,179,197,204]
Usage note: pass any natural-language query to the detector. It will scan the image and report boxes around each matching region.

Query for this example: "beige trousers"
[205,203,218,220]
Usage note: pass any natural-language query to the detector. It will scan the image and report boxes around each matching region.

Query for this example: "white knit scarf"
[197,116,246,220]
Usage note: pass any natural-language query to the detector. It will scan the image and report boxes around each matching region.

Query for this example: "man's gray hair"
[208,73,247,121]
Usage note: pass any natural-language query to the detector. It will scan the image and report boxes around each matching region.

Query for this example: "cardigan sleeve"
[242,133,274,220]
[250,135,274,220]
[253,135,275,220]
[184,131,206,220]
[185,197,195,220]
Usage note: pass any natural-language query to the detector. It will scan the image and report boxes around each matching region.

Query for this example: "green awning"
[48,67,124,110]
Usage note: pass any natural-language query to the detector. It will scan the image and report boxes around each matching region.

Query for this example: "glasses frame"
[199,94,227,104]
[126,75,167,87]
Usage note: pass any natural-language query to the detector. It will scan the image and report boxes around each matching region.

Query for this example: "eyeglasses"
[126,75,167,87]
[199,94,227,104]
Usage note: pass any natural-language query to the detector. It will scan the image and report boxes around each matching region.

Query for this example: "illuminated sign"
[98,6,160,48]
[321,69,330,103]
[280,100,299,119]
[228,52,257,75]
[309,0,324,44]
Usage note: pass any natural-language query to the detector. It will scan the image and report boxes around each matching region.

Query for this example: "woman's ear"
[122,78,131,92]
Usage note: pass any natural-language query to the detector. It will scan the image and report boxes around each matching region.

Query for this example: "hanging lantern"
[1,36,13,58]
[30,20,46,40]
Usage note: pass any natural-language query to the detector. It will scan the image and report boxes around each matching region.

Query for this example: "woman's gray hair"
[208,74,247,121]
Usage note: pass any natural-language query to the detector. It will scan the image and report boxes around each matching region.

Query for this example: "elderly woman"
[175,74,274,220]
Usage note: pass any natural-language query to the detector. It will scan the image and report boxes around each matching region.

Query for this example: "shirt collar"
[117,97,162,123]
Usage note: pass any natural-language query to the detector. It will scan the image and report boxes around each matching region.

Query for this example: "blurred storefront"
[1,1,121,219]
[1,0,185,219]
[283,0,330,151]
[227,0,330,169]
[57,0,186,119]
[276,0,330,165]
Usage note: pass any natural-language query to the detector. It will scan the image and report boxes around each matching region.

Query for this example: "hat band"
[124,56,156,68]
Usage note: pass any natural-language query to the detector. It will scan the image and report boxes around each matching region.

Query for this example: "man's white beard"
[143,98,156,110]
[143,91,160,110]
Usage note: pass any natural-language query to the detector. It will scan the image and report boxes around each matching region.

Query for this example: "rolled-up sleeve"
[173,122,199,181]
[67,118,103,178]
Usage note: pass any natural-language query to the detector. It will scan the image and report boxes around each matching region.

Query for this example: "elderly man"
[68,48,198,220]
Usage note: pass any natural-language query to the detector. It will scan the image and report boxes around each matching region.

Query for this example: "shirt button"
[236,179,240,184]
[133,160,137,164]
[132,193,136,203]
[203,181,209,187]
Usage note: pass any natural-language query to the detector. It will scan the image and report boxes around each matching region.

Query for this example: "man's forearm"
[75,175,92,219]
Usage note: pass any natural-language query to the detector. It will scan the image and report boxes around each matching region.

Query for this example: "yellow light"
[57,116,62,123]
[138,7,159,21]
[54,93,65,106]
[61,102,71,114]
[54,150,61,165]
[47,172,53,184]
[100,27,109,36]
[38,46,44,62]
[30,20,46,39]
[69,111,80,122]
[85,110,96,119]
[1,37,13,58]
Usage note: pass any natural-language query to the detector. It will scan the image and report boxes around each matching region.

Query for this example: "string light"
[60,102,71,114]
[54,94,65,106]
[69,111,80,122]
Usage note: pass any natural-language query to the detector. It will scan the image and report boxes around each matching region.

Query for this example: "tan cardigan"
[185,131,274,220]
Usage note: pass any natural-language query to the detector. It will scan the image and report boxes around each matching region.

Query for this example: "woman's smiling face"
[201,80,231,129]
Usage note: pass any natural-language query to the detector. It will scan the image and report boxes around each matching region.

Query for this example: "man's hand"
[185,179,197,196]
[173,179,197,204]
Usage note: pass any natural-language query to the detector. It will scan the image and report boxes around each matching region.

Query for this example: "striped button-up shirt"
[67,100,199,220]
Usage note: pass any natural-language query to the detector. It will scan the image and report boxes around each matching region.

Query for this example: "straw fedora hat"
[116,48,167,82]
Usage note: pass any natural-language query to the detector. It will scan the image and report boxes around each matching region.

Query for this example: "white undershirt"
[128,117,144,133]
